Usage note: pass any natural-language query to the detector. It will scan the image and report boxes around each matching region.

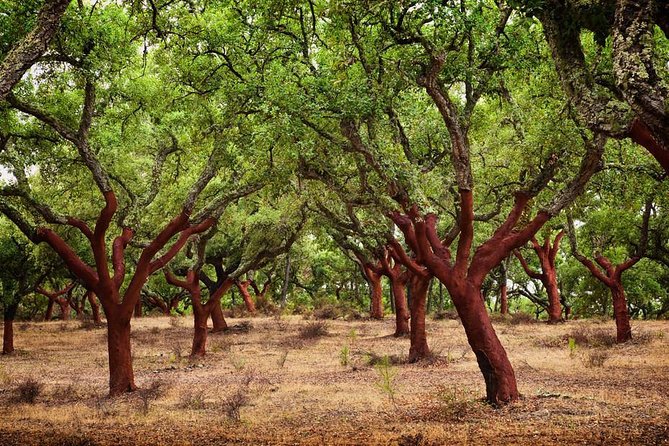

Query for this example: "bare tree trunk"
[88,292,101,324]
[390,277,409,336]
[408,275,431,362]
[44,299,54,321]
[134,300,142,318]
[611,282,632,343]
[2,301,18,354]
[210,303,228,332]
[58,299,69,320]
[281,254,291,308]
[105,309,136,396]
[453,282,519,405]
[237,281,256,313]
[191,306,209,357]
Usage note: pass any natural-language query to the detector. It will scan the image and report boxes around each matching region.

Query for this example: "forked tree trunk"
[2,301,18,354]
[611,282,632,343]
[389,277,410,336]
[515,232,565,323]
[106,310,136,395]
[453,282,519,404]
[572,251,640,344]
[408,275,431,362]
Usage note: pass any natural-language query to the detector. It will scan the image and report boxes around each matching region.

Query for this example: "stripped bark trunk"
[87,291,101,324]
[104,303,136,394]
[363,266,384,319]
[2,301,18,354]
[44,299,54,321]
[390,276,410,336]
[408,274,431,362]
[514,231,565,323]
[210,303,228,332]
[237,280,256,313]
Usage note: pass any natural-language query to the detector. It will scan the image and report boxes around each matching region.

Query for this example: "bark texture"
[0,0,71,100]
[408,274,431,362]
[2,301,18,354]
[363,265,384,319]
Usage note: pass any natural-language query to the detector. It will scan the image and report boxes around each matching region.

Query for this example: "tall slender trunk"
[88,292,102,324]
[451,281,519,405]
[105,309,136,396]
[45,299,54,321]
[390,278,410,336]
[3,301,18,354]
[191,306,209,357]
[366,268,384,319]
[611,282,632,343]
[281,254,291,307]
[237,282,256,313]
[408,275,431,362]
[544,272,562,323]
[500,283,508,315]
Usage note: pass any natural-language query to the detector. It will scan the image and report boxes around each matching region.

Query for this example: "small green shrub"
[374,356,398,405]
[339,345,350,366]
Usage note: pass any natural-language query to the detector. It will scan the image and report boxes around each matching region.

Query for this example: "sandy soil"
[0,315,667,445]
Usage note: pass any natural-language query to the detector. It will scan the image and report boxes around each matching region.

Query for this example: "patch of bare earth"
[0,316,667,445]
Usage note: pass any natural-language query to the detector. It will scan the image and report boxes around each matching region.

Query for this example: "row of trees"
[0,0,667,405]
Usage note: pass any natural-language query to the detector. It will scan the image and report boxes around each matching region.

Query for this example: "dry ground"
[0,315,668,445]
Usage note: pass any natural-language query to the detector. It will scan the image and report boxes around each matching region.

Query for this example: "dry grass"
[0,316,667,445]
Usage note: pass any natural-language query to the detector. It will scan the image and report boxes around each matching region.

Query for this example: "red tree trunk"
[44,299,54,321]
[58,299,70,321]
[390,277,410,336]
[105,309,136,395]
[544,271,562,323]
[2,301,18,354]
[134,300,142,318]
[500,282,508,315]
[2,319,13,355]
[408,274,431,362]
[210,303,228,332]
[515,231,564,323]
[88,292,102,324]
[611,282,632,343]
[574,253,639,343]
[364,266,384,319]
[237,281,256,313]
[191,306,209,357]
[454,282,519,404]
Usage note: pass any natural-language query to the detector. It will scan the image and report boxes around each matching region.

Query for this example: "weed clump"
[298,321,329,339]
[567,327,616,348]
[178,389,207,410]
[583,350,610,368]
[13,378,42,404]
[223,388,250,421]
